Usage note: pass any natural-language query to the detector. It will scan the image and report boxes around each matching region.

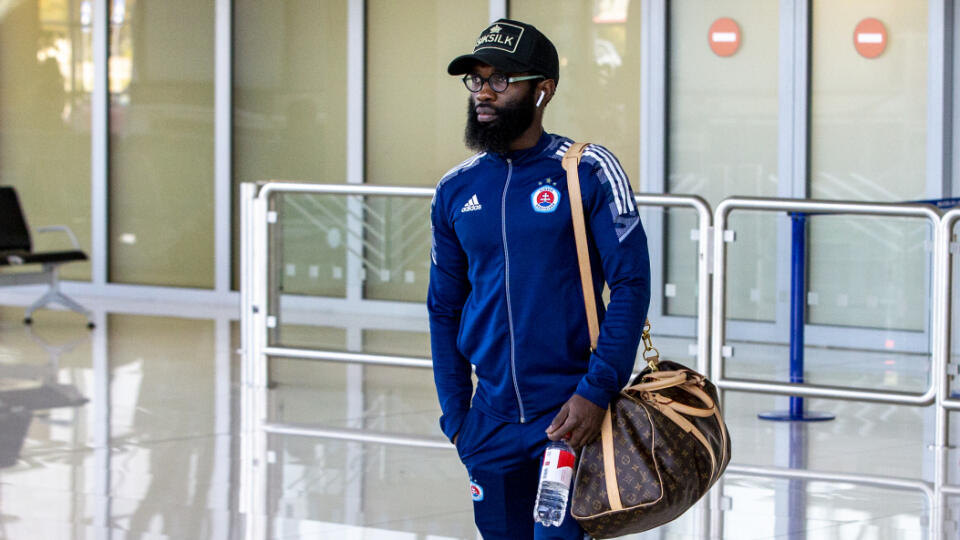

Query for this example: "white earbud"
[536,91,546,107]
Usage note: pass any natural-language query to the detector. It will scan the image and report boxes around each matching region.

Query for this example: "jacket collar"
[490,131,554,163]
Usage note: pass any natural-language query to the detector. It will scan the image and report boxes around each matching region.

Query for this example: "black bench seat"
[1,250,88,266]
[0,187,93,327]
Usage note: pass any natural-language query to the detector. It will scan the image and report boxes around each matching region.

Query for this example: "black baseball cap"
[447,19,560,83]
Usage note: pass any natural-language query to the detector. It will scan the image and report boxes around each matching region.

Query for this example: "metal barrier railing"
[242,186,957,432]
[241,183,436,393]
[240,182,713,376]
[239,183,960,538]
[711,198,944,404]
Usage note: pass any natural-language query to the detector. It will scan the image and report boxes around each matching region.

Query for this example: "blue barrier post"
[789,214,806,417]
[759,213,835,422]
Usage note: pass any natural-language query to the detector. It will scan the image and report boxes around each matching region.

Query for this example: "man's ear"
[536,79,557,108]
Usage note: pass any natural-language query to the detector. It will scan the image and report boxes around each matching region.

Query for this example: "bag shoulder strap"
[563,143,660,371]
[562,142,600,351]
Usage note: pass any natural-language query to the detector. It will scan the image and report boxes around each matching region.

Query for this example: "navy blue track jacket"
[427,132,651,442]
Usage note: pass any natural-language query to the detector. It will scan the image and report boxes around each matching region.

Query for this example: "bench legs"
[23,264,94,329]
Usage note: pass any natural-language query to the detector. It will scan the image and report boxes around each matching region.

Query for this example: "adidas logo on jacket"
[461,194,482,212]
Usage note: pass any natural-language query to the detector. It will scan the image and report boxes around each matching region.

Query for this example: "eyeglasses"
[462,73,545,93]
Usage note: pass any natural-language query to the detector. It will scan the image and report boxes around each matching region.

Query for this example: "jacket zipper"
[501,158,526,423]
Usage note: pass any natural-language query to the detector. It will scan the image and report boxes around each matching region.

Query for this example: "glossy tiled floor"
[0,300,958,539]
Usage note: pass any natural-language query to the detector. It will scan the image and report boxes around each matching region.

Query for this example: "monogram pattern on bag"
[570,362,731,539]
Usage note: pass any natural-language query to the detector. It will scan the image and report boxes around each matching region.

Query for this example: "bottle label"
[540,446,575,486]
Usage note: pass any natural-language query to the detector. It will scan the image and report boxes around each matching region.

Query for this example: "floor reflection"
[0,325,89,468]
[0,303,956,539]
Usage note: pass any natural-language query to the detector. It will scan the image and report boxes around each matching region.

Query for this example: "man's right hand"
[546,394,606,450]
[452,432,458,445]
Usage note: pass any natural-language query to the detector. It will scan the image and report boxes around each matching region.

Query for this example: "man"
[427,18,650,540]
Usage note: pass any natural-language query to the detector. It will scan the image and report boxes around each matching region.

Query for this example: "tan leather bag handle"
[624,371,687,393]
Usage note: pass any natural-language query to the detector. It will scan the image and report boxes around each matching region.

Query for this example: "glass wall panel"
[364,0,487,302]
[108,0,215,288]
[366,0,486,188]
[359,197,432,302]
[233,0,348,294]
[0,0,92,280]
[274,192,350,299]
[510,0,642,185]
[668,1,779,320]
[808,1,928,330]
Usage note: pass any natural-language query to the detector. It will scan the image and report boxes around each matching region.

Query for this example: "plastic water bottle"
[533,439,576,526]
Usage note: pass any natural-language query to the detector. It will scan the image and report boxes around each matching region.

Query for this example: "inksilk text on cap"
[448,19,560,83]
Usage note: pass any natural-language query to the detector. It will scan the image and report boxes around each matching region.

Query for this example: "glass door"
[666,0,781,344]
[807,0,931,351]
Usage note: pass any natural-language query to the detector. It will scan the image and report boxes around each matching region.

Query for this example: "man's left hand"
[546,394,606,450]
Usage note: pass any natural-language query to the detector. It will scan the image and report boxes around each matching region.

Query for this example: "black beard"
[464,88,536,154]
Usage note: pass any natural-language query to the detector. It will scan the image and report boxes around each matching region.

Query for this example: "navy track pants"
[455,406,586,540]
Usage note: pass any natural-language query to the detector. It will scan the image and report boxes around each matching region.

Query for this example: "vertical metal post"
[934,212,948,449]
[345,0,366,304]
[241,184,269,540]
[789,214,806,417]
[759,213,833,422]
[489,0,506,21]
[254,188,270,536]
[240,183,255,391]
[711,206,728,386]
[239,182,252,522]
[934,210,958,453]
[239,180,254,526]
[696,205,713,376]
[928,0,951,201]
[640,0,667,197]
[91,0,108,288]
[214,0,232,294]
[256,191,271,389]
[930,212,953,540]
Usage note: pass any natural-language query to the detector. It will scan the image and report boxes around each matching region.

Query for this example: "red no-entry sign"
[854,18,887,59]
[708,18,741,57]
